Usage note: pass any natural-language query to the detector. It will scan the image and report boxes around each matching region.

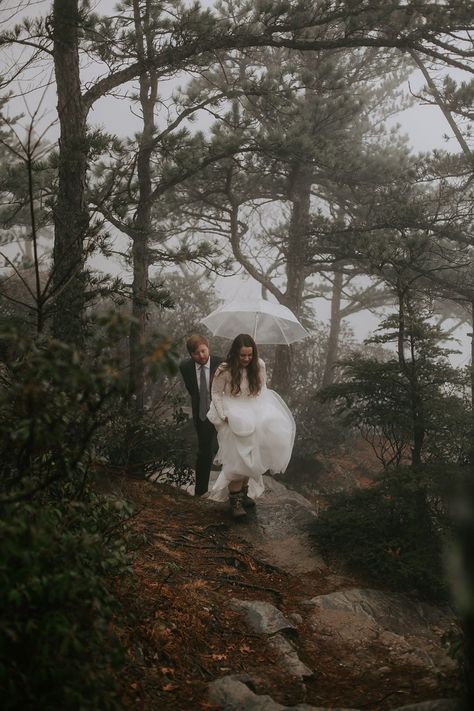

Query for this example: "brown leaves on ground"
[109,477,460,711]
[111,479,302,710]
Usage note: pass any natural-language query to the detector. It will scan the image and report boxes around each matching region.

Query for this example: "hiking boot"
[241,483,256,509]
[229,491,247,520]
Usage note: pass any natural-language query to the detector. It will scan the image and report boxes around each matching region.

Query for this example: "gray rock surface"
[307,588,458,672]
[391,701,459,711]
[236,476,327,574]
[307,588,454,636]
[208,677,458,711]
[229,599,297,636]
[207,676,358,711]
[267,634,314,679]
[229,599,313,680]
[203,475,461,708]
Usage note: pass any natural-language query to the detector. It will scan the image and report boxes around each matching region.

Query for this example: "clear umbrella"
[201,297,309,345]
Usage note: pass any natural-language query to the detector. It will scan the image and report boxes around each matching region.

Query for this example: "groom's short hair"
[186,334,209,355]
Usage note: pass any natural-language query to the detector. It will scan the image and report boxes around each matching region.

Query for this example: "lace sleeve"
[211,364,228,420]
[259,358,267,392]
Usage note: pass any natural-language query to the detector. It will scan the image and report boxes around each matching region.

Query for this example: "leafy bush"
[0,322,149,708]
[0,325,128,502]
[312,466,452,600]
[318,312,470,469]
[0,314,183,500]
[0,492,133,710]
[99,404,194,486]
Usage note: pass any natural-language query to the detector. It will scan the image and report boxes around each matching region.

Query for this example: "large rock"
[267,633,314,679]
[229,599,297,636]
[208,677,458,711]
[306,588,458,672]
[208,676,358,711]
[237,476,326,574]
[307,588,454,636]
[228,599,313,680]
[391,702,459,711]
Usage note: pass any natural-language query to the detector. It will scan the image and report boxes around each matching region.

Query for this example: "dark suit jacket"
[179,355,223,427]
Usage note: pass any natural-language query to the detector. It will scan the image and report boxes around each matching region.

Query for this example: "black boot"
[241,483,256,509]
[229,491,247,520]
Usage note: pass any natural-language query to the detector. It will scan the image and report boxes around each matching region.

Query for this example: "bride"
[206,333,295,519]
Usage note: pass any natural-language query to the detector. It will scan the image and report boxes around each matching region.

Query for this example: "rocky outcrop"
[229,599,297,636]
[207,677,459,711]
[236,476,326,575]
[201,476,460,709]
[392,702,460,711]
[229,599,313,680]
[306,588,458,673]
[208,675,358,710]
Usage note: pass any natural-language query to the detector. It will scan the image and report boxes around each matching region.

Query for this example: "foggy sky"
[1,0,471,365]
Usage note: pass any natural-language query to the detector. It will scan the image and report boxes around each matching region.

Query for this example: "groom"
[179,334,223,496]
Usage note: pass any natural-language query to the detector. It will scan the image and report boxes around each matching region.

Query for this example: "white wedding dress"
[206,359,295,502]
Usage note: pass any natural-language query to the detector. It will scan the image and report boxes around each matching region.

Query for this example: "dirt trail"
[115,477,461,711]
[235,476,326,575]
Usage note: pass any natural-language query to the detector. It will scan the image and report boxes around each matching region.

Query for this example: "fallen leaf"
[159,666,175,675]
[239,644,253,653]
[162,683,178,692]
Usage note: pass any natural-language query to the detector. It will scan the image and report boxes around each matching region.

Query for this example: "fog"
[1,0,472,367]
[2,9,473,708]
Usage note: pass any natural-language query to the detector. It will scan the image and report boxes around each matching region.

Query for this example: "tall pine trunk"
[460,300,474,711]
[471,300,474,453]
[396,290,425,468]
[271,164,311,396]
[322,269,344,387]
[52,0,88,344]
[128,1,158,413]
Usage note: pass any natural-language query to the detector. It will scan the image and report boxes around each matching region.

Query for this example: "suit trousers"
[194,417,217,496]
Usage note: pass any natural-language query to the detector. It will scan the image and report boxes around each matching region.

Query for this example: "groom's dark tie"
[199,365,210,421]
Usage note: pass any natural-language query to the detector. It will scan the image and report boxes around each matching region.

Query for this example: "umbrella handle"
[253,313,258,341]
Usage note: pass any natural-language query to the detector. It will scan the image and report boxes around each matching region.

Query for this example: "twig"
[356,689,410,709]
[185,522,230,535]
[210,576,283,599]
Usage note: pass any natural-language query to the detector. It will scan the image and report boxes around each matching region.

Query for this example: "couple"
[179,333,295,519]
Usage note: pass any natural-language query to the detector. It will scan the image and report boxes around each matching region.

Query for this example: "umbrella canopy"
[201,297,309,345]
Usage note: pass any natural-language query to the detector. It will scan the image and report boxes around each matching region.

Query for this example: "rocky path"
[206,476,461,711]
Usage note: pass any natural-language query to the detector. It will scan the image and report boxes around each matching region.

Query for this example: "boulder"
[306,588,458,673]
[208,676,359,711]
[229,599,297,636]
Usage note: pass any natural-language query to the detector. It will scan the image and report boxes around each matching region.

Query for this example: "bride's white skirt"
[206,390,295,502]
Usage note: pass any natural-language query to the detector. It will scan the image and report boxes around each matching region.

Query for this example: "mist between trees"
[0,1,473,709]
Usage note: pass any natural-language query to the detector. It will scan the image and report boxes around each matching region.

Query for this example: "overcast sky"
[1,0,471,364]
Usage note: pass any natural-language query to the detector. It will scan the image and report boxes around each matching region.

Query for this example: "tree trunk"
[411,390,425,468]
[128,1,158,414]
[396,288,425,468]
[459,300,474,711]
[407,326,425,469]
[271,164,311,396]
[271,345,293,396]
[322,269,344,387]
[52,0,88,344]
[471,300,474,452]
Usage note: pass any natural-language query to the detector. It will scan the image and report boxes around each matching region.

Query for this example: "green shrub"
[0,315,183,498]
[99,404,194,486]
[312,466,452,600]
[0,492,133,710]
[0,328,128,501]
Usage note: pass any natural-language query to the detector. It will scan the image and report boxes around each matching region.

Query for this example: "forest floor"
[108,476,461,711]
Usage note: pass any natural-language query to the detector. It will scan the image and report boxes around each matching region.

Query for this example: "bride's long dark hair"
[225,333,261,396]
